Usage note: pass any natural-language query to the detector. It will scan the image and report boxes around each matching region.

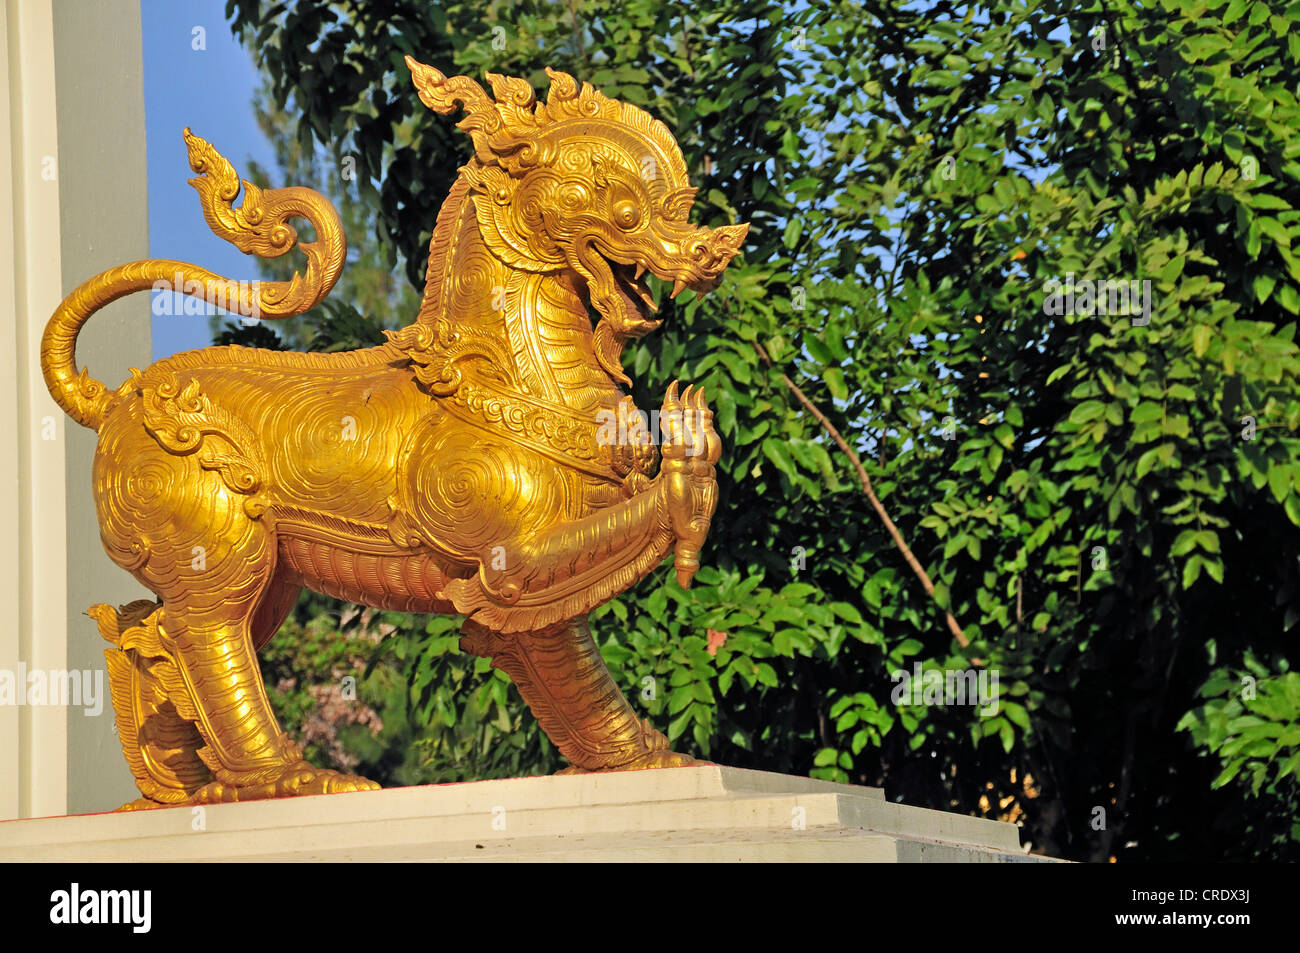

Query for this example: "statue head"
[407,58,748,383]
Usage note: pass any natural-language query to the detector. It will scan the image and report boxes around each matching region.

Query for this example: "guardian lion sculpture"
[41,59,747,807]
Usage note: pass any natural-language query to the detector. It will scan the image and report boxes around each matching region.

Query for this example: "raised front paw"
[659,381,720,587]
[660,380,720,468]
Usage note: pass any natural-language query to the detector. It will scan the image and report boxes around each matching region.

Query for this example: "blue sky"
[141,0,276,360]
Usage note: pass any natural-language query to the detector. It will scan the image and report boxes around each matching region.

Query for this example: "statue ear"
[662,187,698,222]
[467,166,560,272]
[591,155,609,189]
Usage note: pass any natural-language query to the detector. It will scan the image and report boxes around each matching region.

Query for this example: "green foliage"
[1178,653,1300,851]
[217,72,423,348]
[397,615,561,781]
[261,606,562,784]
[258,607,391,775]
[224,0,1300,860]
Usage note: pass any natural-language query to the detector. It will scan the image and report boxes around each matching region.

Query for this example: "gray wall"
[53,0,152,813]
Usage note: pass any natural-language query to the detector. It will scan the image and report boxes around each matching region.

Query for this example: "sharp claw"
[681,384,694,406]
[695,386,706,409]
[666,379,680,405]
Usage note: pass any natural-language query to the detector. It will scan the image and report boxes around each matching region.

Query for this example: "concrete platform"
[0,765,1052,862]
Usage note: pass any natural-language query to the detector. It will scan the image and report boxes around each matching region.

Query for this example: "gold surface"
[43,61,746,807]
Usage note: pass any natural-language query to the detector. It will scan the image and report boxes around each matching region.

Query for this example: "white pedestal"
[0,765,1055,862]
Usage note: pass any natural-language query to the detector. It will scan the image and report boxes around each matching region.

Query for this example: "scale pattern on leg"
[462,616,699,771]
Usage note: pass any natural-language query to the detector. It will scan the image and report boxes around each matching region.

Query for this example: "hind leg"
[462,615,701,772]
[132,523,375,801]
[95,389,378,801]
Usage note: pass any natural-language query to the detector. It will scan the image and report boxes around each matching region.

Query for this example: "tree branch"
[753,341,971,647]
[566,0,589,66]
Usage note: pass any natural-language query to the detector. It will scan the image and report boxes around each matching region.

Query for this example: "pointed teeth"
[635,282,658,312]
[671,279,687,299]
[635,263,647,280]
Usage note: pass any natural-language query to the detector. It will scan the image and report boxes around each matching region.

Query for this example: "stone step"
[0,765,1045,863]
[220,829,1038,863]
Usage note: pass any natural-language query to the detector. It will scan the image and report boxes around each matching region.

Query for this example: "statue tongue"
[593,319,631,387]
[585,256,646,389]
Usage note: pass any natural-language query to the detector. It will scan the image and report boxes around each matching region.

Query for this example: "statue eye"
[614,200,640,229]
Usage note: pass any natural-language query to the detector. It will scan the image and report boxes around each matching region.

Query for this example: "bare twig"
[753,341,971,647]
[565,0,588,65]
[680,16,696,80]
[1017,574,1023,632]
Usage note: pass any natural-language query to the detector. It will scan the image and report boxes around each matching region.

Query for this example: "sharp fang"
[671,279,687,299]
[632,279,658,312]
[635,263,647,280]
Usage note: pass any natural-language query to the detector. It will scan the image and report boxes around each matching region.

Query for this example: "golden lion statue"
[40,60,746,807]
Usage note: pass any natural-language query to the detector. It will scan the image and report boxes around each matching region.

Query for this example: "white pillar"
[0,0,150,820]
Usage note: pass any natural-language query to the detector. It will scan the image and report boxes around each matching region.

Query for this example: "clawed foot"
[555,749,706,774]
[116,797,173,812]
[553,717,708,774]
[189,762,380,803]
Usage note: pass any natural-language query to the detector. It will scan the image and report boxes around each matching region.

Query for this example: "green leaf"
[1070,400,1106,424]
[1268,464,1292,504]
[1136,446,1164,479]
[1003,701,1032,732]
[1193,324,1211,358]
[1171,529,1198,557]
[1254,274,1277,303]
[1131,402,1163,424]
[824,367,848,400]
[783,217,803,250]
[830,601,864,624]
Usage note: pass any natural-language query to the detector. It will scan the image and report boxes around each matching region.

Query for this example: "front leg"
[442,381,722,633]
[461,616,703,772]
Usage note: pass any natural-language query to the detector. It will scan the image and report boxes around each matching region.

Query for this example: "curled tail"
[41,128,346,431]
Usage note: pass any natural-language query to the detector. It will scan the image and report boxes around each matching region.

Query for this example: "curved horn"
[405,56,500,161]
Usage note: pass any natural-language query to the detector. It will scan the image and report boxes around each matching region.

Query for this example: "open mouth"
[575,236,719,342]
[578,242,723,385]
[611,260,659,317]
[609,259,703,318]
